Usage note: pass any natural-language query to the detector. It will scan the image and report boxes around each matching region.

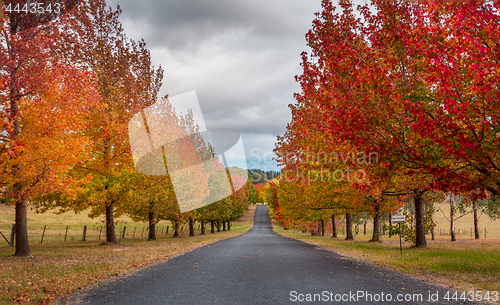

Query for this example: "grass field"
[0,204,178,245]
[274,221,500,298]
[0,204,257,304]
[337,199,500,240]
[432,199,500,239]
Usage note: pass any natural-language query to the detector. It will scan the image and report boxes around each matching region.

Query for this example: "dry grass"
[432,199,500,239]
[342,199,500,239]
[0,204,173,244]
[0,205,256,304]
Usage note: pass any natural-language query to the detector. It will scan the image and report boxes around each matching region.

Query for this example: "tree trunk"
[11,100,31,256]
[200,220,206,235]
[172,219,179,238]
[222,221,226,231]
[473,202,480,239]
[331,214,337,238]
[450,195,456,242]
[320,219,325,236]
[210,220,215,234]
[227,222,231,230]
[216,221,221,232]
[148,211,156,241]
[189,217,195,237]
[14,193,31,257]
[414,194,427,248]
[105,202,117,244]
[345,213,354,240]
[370,205,381,242]
[389,213,392,226]
[11,80,31,256]
[431,227,435,240]
[363,219,367,235]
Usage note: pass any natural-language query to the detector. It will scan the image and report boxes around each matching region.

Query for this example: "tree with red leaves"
[277,0,500,247]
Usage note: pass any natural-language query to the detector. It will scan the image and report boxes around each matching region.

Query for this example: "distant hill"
[248,169,280,184]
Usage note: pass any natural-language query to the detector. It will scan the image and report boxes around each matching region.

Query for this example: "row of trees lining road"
[267,175,500,243]
[274,0,500,247]
[0,0,254,257]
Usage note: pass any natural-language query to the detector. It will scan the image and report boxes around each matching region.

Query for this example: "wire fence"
[0,222,208,245]
[432,226,500,238]
[295,220,500,239]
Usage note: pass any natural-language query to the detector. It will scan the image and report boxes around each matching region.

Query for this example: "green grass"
[0,205,257,304]
[273,222,500,294]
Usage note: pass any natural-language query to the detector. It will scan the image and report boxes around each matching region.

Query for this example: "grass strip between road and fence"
[272,221,500,296]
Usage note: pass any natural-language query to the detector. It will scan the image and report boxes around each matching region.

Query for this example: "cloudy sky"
[107,0,327,171]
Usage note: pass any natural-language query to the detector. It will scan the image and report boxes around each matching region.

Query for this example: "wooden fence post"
[82,226,87,241]
[10,224,15,247]
[65,226,69,242]
[121,226,126,239]
[40,225,47,243]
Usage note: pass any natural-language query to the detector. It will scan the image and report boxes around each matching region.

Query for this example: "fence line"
[0,222,216,245]
[296,223,500,239]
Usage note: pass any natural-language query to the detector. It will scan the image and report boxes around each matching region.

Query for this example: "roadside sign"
[392,215,406,223]
[392,215,406,254]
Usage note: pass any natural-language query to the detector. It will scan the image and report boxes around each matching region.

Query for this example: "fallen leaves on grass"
[0,233,244,303]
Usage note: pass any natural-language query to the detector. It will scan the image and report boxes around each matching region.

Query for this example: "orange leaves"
[0,62,102,203]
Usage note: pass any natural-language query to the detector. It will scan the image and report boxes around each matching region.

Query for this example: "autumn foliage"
[0,0,252,258]
[275,0,500,247]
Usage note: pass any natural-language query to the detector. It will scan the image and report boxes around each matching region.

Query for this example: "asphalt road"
[77,205,472,305]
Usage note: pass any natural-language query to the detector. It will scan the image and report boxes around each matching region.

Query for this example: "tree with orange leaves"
[1,2,99,256]
[33,0,163,244]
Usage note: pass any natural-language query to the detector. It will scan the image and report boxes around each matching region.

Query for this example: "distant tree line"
[248,169,280,184]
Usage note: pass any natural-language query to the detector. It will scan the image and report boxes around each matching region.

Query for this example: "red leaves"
[275,0,500,227]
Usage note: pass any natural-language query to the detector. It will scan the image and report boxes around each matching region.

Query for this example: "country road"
[76,205,473,304]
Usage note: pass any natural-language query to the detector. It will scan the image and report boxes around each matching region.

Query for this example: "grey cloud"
[148,42,299,135]
[107,0,323,170]
[110,0,322,50]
